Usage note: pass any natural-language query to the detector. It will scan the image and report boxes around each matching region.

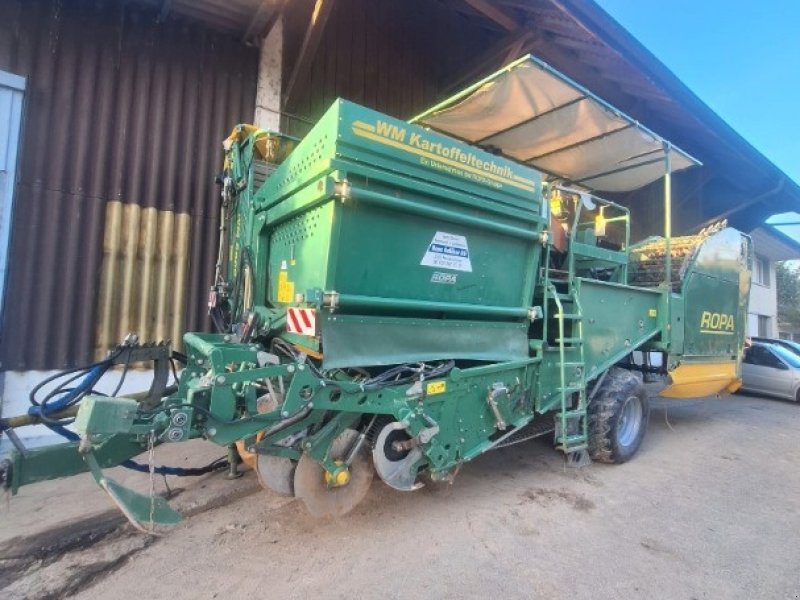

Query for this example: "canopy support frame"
[663,142,673,347]
[475,95,588,145]
[524,122,633,163]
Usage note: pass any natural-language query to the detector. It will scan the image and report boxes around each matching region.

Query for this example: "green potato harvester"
[0,56,752,529]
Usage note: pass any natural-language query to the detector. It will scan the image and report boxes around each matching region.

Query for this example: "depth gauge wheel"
[588,368,649,463]
[294,429,374,518]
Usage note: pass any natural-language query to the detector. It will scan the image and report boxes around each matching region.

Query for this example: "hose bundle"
[2,350,226,477]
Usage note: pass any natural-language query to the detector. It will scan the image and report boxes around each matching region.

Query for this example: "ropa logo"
[700,311,735,334]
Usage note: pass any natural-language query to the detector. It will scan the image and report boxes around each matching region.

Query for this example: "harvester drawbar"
[0,57,752,530]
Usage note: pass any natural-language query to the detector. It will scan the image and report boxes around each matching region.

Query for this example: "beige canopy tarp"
[411,55,700,193]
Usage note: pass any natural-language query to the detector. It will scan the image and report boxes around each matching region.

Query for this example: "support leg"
[225,444,243,480]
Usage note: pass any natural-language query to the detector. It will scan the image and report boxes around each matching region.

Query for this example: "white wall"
[254,17,282,131]
[0,71,26,321]
[748,259,778,337]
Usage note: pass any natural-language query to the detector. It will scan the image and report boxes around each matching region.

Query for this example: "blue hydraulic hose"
[27,365,108,439]
[20,363,227,477]
[31,364,108,416]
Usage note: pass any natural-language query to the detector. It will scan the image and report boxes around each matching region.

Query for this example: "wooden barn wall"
[0,0,258,370]
[280,0,498,137]
[608,168,710,241]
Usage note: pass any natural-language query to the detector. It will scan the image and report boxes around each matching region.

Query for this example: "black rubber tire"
[588,367,650,464]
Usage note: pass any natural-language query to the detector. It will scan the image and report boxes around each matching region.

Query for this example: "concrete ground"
[1,391,799,600]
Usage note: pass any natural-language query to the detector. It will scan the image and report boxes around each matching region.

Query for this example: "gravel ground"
[2,391,799,600]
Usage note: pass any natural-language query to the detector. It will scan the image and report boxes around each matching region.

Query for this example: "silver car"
[751,336,800,358]
[741,342,800,402]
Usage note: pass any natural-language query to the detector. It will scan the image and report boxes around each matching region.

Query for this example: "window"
[744,345,766,365]
[762,349,784,369]
[757,315,770,337]
[743,348,755,364]
[772,344,800,368]
[754,255,770,286]
[744,345,786,369]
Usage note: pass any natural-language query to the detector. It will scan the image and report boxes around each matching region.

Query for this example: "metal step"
[550,292,573,300]
[556,434,588,448]
[558,385,584,393]
[562,442,588,452]
[555,337,583,344]
[557,409,586,419]
[558,313,582,319]
[546,269,570,279]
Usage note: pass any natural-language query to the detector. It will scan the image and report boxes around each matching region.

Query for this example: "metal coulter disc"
[255,454,296,497]
[372,421,424,492]
[294,429,374,518]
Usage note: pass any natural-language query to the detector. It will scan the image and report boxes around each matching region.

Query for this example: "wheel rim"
[616,395,643,448]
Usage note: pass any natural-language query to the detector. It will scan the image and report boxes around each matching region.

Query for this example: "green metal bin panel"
[260,99,545,319]
[256,100,544,214]
[681,228,750,359]
[330,198,539,311]
[321,314,530,368]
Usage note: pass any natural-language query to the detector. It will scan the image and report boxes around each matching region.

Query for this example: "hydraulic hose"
[7,352,215,478]
[122,457,229,477]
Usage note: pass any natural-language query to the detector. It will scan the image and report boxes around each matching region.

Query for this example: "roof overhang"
[412,55,699,194]
[132,0,800,226]
[749,226,800,261]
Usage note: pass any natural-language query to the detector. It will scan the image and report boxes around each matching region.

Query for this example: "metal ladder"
[545,280,588,456]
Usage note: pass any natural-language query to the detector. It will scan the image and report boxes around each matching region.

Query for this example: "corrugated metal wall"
[281,0,498,137]
[96,201,191,358]
[0,0,257,369]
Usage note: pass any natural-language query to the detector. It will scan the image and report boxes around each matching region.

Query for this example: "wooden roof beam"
[443,28,536,95]
[462,0,519,31]
[529,34,642,116]
[243,0,288,43]
[503,30,533,64]
[282,0,336,109]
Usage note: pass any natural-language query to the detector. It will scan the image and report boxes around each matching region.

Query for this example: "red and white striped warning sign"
[286,307,316,336]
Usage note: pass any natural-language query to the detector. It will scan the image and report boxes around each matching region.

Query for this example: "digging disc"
[294,429,374,518]
[255,454,296,497]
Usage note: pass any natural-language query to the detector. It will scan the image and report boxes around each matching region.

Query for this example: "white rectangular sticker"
[431,272,457,284]
[420,231,472,273]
